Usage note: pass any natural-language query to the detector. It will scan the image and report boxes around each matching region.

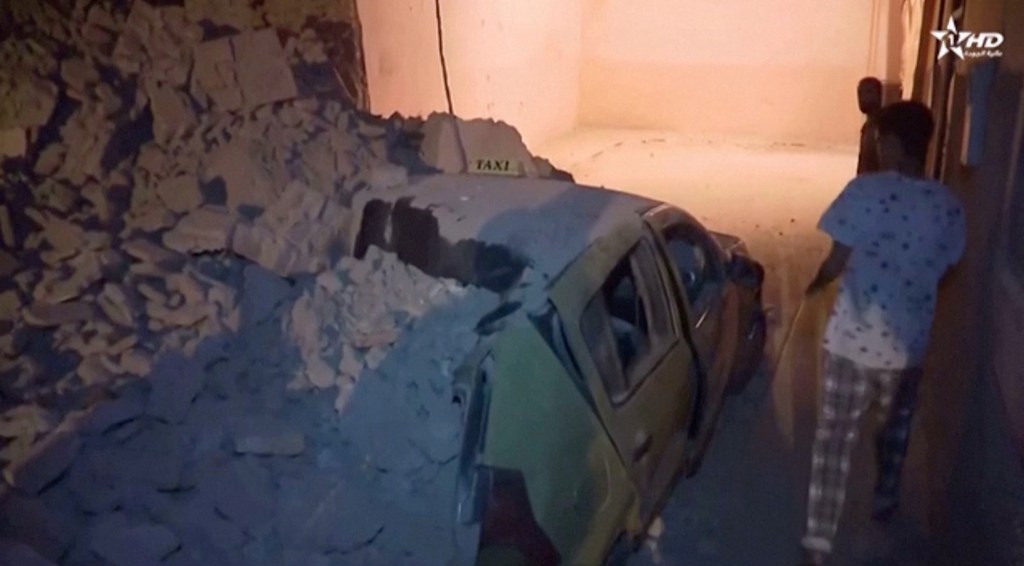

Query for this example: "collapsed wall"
[0,2,559,565]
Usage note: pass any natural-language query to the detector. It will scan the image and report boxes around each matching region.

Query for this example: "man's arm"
[806,241,852,295]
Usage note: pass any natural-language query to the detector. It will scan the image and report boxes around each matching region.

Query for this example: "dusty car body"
[350,174,765,566]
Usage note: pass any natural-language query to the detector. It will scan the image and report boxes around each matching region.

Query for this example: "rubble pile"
[0,1,509,565]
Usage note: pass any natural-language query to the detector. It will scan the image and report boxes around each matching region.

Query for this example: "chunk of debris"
[0,539,59,566]
[192,38,242,112]
[203,140,276,211]
[233,421,306,457]
[0,495,75,561]
[0,405,57,441]
[97,284,137,328]
[60,57,100,97]
[0,129,27,159]
[76,394,146,436]
[148,84,197,144]
[0,253,18,280]
[3,428,82,494]
[234,29,299,107]
[120,349,152,377]
[0,74,58,129]
[91,517,181,566]
[162,207,236,254]
[0,291,20,322]
[184,0,256,30]
[156,174,202,214]
[23,301,95,327]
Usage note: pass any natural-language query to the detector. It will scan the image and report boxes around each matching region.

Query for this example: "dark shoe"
[799,549,828,566]
[871,496,899,522]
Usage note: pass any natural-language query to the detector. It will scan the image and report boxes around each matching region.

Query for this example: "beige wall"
[579,0,887,144]
[357,0,584,150]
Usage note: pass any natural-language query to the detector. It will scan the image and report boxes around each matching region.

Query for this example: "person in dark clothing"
[856,77,884,175]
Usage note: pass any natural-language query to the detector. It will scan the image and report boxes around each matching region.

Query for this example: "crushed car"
[349,174,766,565]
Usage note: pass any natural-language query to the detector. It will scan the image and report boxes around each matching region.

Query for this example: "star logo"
[930,17,971,60]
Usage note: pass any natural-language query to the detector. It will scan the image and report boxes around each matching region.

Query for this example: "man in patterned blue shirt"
[799,101,966,565]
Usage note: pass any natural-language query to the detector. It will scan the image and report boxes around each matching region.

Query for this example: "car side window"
[581,291,629,398]
[662,225,721,307]
[581,238,676,402]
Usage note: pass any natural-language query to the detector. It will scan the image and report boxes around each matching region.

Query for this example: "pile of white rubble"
[0,1,547,565]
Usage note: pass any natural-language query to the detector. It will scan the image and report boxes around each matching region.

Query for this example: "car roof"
[361,173,661,287]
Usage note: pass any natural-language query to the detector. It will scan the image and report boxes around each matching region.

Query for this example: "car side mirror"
[728,255,762,289]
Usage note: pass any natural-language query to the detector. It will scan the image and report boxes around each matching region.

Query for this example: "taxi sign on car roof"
[469,158,522,177]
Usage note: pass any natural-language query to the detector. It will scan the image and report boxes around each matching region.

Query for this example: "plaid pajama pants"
[802,352,922,554]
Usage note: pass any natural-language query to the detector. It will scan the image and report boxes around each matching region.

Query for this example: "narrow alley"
[1,1,1023,566]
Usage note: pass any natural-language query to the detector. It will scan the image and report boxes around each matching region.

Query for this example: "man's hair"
[875,101,935,164]
[858,77,883,92]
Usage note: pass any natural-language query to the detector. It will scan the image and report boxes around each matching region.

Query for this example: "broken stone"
[156,174,202,214]
[167,293,184,309]
[109,335,138,356]
[166,273,206,305]
[0,251,18,278]
[81,22,114,45]
[23,301,94,327]
[87,5,119,29]
[364,346,387,371]
[33,144,63,176]
[234,29,298,107]
[81,183,112,222]
[192,42,241,111]
[0,128,26,159]
[60,57,100,96]
[352,328,400,349]
[0,405,57,440]
[0,494,75,562]
[3,427,82,494]
[203,140,276,211]
[277,473,385,553]
[201,459,276,536]
[91,516,181,566]
[149,84,197,144]
[339,344,363,379]
[148,352,205,423]
[26,209,86,252]
[78,394,146,435]
[241,264,292,324]
[232,223,316,276]
[334,379,356,414]
[137,283,169,305]
[147,302,209,328]
[0,539,59,566]
[0,74,58,129]
[233,420,306,457]
[77,355,118,386]
[162,207,236,254]
[131,205,179,233]
[124,238,184,267]
[87,423,185,490]
[368,163,409,190]
[0,291,19,322]
[97,284,137,328]
[120,349,153,377]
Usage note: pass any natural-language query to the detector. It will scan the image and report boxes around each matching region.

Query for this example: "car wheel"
[725,306,766,396]
[604,532,636,566]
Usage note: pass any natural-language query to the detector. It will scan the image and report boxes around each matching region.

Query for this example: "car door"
[645,206,738,396]
[567,231,693,520]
